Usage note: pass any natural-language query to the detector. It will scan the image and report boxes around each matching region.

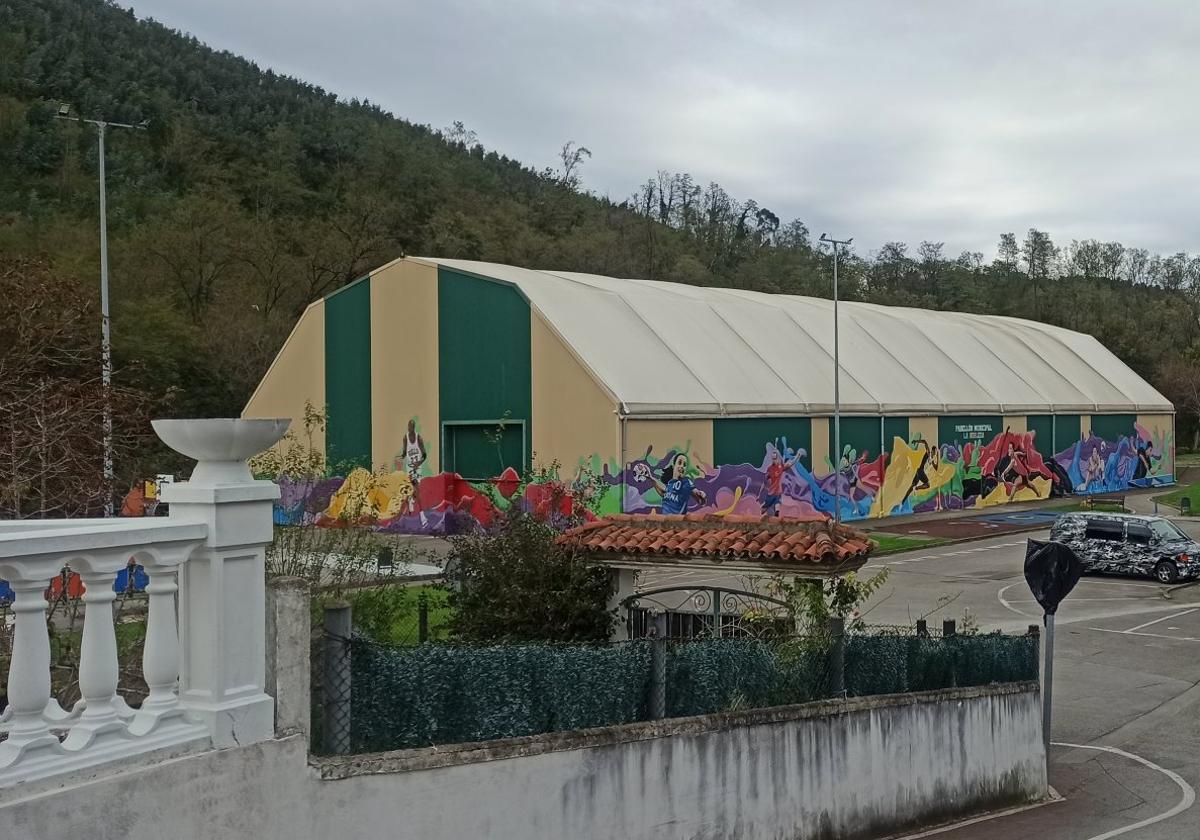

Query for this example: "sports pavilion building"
[244,257,1175,528]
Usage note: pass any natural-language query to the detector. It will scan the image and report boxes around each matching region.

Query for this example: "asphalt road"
[869,526,1200,840]
[640,522,1200,839]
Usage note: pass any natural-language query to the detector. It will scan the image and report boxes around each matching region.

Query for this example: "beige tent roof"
[416,258,1173,417]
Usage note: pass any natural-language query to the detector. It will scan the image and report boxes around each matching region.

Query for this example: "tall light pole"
[56,104,148,516]
[819,233,852,526]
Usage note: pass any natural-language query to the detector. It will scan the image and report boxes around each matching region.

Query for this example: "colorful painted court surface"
[872,510,1065,540]
[274,423,1172,537]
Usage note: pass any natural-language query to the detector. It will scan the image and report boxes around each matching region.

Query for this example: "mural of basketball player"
[643,453,707,515]
[399,418,427,516]
[761,446,799,516]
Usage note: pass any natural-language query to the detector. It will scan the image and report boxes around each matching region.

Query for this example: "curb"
[871,522,1054,557]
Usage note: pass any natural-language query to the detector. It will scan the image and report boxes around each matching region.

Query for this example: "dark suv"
[1049,513,1200,583]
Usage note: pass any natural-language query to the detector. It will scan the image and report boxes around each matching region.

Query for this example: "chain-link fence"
[314,615,1040,755]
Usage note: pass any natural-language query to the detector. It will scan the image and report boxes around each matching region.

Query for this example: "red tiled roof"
[558,513,872,569]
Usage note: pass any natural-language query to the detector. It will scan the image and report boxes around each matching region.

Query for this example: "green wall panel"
[324,276,372,469]
[830,417,883,468]
[1054,414,1081,453]
[444,423,526,480]
[713,417,812,470]
[438,268,532,471]
[883,417,909,451]
[938,415,1003,449]
[1027,415,1054,458]
[1091,414,1136,443]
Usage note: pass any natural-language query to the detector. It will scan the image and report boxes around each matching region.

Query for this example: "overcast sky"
[129,1,1200,259]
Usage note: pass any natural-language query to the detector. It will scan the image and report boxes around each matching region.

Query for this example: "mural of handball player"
[635,453,707,515]
[762,447,799,516]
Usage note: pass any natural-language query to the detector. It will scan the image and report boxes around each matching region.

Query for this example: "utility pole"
[56,105,148,516]
[819,233,853,526]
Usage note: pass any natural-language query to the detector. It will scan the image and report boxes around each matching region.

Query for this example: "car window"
[1150,519,1188,542]
[1126,524,1152,545]
[1084,519,1124,541]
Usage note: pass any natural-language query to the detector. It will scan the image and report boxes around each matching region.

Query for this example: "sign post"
[1023,539,1083,753]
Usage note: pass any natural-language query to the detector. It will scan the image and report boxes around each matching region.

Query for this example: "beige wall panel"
[1137,413,1176,474]
[370,260,441,471]
[1079,414,1091,440]
[243,298,326,460]
[531,313,619,473]
[624,419,714,472]
[809,418,830,477]
[909,417,938,448]
[1003,416,1028,435]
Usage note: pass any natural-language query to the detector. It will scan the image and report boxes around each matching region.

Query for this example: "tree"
[0,256,152,517]
[443,504,615,642]
[996,233,1020,272]
[1158,353,1200,451]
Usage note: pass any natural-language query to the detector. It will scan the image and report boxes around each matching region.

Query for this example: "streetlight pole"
[56,105,147,517]
[819,233,853,527]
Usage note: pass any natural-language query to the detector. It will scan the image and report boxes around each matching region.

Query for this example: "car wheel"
[1155,561,1179,584]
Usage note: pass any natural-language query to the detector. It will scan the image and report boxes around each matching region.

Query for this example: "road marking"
[888,790,1064,839]
[1125,608,1199,633]
[1006,597,1155,603]
[1055,742,1196,840]
[1087,627,1200,643]
[997,583,1036,618]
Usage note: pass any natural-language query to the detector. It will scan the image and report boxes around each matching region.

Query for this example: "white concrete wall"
[0,684,1045,840]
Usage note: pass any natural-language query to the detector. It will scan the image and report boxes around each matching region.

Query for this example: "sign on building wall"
[938,415,1002,447]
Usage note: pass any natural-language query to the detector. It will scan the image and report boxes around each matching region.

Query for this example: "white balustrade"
[0,417,288,788]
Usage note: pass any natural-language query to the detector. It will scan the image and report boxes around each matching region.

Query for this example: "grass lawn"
[870,533,950,556]
[345,583,455,646]
[1175,451,1200,469]
[1046,500,1128,514]
[1154,483,1200,512]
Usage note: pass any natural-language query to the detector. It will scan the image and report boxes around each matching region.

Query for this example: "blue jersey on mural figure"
[644,452,706,515]
[661,477,694,515]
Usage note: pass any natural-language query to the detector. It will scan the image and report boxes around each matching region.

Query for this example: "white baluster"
[62,570,127,750]
[0,580,61,768]
[128,567,187,736]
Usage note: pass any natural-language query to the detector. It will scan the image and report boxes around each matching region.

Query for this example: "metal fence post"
[942,619,956,638]
[322,600,352,755]
[650,611,667,719]
[829,616,846,697]
[417,589,429,644]
[916,619,928,638]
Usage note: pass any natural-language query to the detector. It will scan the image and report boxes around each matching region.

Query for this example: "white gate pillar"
[155,418,289,748]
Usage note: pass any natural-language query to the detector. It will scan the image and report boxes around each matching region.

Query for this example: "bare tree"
[1159,354,1200,451]
[0,257,153,518]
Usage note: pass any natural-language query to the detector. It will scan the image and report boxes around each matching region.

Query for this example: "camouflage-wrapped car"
[1049,512,1200,583]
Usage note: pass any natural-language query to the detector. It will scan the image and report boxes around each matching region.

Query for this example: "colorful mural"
[270,420,1175,535]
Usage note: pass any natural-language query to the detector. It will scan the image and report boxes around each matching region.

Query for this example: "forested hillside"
[3,0,1200,509]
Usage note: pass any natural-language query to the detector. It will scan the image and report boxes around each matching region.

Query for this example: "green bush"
[443,508,615,642]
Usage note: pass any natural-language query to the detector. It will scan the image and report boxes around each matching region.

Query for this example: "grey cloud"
[130,0,1200,257]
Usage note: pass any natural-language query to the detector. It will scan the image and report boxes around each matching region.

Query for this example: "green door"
[443,422,526,480]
